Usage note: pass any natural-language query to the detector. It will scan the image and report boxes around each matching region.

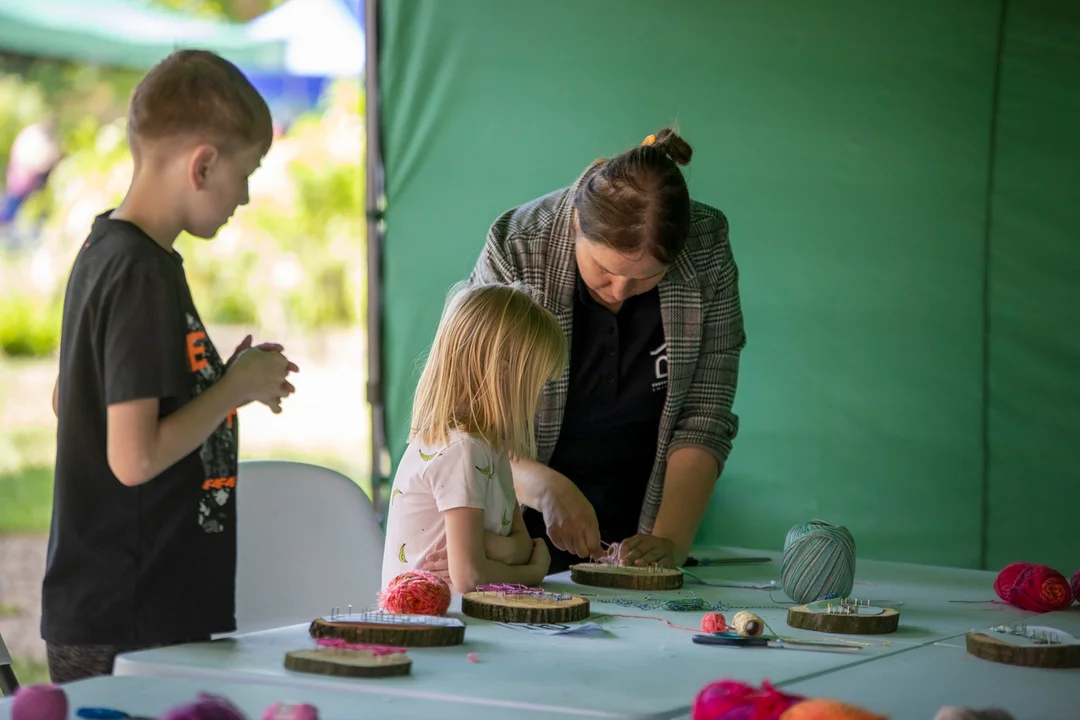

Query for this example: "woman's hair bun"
[652,128,692,166]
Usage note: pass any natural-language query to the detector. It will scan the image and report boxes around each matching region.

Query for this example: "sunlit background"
[0,0,369,685]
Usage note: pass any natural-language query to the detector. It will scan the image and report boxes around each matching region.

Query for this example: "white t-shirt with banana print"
[380,430,516,591]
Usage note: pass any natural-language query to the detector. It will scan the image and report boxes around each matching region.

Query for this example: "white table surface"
[0,675,623,719]
[778,611,1080,719]
[112,547,1040,717]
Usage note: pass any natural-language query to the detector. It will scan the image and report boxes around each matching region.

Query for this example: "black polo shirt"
[524,274,668,573]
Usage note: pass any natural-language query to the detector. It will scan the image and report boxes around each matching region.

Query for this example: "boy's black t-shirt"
[42,211,239,646]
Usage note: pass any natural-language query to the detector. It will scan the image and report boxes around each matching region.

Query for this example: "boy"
[43,49,297,684]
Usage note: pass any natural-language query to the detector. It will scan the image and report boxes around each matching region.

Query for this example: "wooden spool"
[461,590,590,624]
[285,647,412,678]
[786,604,899,635]
[965,633,1080,669]
[309,613,465,647]
[570,562,683,591]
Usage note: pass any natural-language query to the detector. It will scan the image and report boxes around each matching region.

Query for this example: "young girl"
[380,282,567,594]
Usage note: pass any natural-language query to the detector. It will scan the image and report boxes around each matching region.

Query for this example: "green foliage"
[0,294,61,357]
[0,76,365,357]
[11,658,51,687]
[0,466,53,535]
[137,0,287,22]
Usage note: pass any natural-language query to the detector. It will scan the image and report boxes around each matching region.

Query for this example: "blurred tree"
[137,0,286,22]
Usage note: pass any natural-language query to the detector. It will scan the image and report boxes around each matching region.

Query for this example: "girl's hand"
[420,547,451,583]
[526,538,551,578]
[618,534,676,568]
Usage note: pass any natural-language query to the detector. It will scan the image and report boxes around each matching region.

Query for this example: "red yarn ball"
[692,679,805,720]
[378,570,452,615]
[701,611,727,633]
[993,562,1030,602]
[994,563,1073,612]
[1071,570,1080,605]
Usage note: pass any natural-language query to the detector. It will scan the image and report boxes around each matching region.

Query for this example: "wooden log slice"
[786,604,899,635]
[461,591,590,624]
[965,633,1080,669]
[309,614,465,647]
[569,563,684,591]
[285,648,412,678]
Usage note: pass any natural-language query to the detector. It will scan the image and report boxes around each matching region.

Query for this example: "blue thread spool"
[781,520,856,605]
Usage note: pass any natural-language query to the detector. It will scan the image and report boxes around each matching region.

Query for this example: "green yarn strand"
[781,519,856,605]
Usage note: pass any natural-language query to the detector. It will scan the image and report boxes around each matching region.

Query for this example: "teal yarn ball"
[781,519,857,604]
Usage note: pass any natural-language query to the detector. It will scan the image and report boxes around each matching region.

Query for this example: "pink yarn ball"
[1071,569,1080,605]
[692,679,805,720]
[11,684,68,720]
[378,570,452,615]
[262,702,319,720]
[701,612,727,633]
[160,693,246,720]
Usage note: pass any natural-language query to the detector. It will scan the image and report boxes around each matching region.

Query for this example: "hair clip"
[641,134,656,146]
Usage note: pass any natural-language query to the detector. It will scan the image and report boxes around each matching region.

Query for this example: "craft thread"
[731,610,765,637]
[692,679,804,720]
[315,637,407,655]
[781,520,857,605]
[475,583,572,601]
[11,685,68,720]
[377,570,452,615]
[993,563,1073,612]
[701,611,727,633]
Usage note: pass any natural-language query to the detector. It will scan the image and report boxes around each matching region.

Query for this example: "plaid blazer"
[469,176,746,534]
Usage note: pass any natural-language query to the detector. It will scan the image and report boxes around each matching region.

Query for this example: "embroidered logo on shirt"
[650,342,669,392]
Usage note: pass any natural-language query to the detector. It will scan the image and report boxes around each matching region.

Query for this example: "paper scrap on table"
[495,621,608,637]
[982,624,1080,647]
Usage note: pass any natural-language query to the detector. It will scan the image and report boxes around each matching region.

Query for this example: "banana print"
[475,464,496,480]
[398,543,407,563]
[391,488,402,505]
[501,507,512,527]
[419,449,440,461]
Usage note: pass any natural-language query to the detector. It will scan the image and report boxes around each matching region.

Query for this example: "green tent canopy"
[0,0,285,71]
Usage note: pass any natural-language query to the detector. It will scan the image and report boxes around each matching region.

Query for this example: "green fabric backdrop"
[377,0,1080,570]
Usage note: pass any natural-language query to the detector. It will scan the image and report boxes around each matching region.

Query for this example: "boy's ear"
[188,144,219,190]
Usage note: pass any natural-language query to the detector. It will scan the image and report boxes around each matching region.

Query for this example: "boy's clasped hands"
[225,334,299,414]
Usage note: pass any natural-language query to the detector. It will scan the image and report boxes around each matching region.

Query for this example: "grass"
[0,427,55,535]
[10,658,50,686]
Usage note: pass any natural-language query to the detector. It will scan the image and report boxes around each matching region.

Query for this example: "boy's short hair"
[128,49,273,154]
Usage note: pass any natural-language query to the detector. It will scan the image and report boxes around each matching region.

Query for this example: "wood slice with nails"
[309,615,465,647]
[570,563,684,591]
[786,604,899,635]
[461,591,590,623]
[285,648,412,678]
[965,633,1080,668]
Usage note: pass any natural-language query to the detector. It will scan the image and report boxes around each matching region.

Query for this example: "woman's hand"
[618,534,677,569]
[538,471,603,560]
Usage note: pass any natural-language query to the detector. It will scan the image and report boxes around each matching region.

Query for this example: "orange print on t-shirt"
[186,330,208,372]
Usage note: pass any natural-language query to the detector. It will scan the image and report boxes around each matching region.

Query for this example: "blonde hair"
[410,282,567,459]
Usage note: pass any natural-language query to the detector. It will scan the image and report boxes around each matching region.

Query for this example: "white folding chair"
[233,460,385,634]
[0,628,17,696]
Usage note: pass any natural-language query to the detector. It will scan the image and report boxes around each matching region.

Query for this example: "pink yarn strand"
[316,637,406,656]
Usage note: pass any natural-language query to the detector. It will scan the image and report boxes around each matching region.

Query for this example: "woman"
[469,128,745,572]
